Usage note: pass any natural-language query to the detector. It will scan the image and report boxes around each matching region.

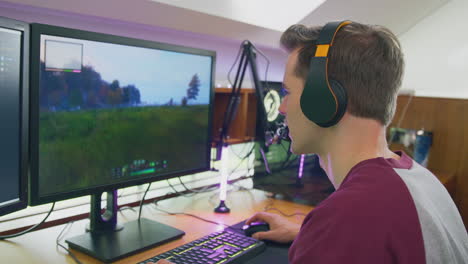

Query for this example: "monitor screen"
[29,24,215,205]
[0,17,29,216]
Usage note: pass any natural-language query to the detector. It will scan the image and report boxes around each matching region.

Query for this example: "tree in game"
[186,74,200,101]
[181,96,188,107]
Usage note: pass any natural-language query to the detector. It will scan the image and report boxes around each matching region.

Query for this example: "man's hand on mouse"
[245,212,301,243]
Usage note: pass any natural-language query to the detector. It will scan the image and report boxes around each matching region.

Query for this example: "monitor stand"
[66,190,185,263]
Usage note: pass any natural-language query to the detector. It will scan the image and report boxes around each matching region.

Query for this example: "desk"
[0,189,313,263]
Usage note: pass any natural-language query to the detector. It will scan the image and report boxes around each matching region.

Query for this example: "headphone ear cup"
[301,57,339,126]
[325,79,347,126]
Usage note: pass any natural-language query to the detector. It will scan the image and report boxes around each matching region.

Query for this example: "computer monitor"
[29,23,215,262]
[0,17,29,217]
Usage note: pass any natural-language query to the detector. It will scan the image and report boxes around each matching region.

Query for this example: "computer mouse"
[242,221,270,237]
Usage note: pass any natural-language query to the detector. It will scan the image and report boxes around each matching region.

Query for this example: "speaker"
[301,21,351,127]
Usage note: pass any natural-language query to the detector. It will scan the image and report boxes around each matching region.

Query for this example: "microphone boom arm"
[216,41,269,160]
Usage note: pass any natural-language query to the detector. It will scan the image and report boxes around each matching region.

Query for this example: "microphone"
[265,123,289,147]
[261,123,289,174]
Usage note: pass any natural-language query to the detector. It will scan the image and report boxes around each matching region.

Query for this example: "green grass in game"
[39,105,209,196]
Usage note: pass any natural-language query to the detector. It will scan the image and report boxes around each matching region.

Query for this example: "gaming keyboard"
[138,229,266,264]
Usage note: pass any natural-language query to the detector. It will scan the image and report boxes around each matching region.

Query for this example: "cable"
[171,179,203,197]
[264,207,308,217]
[279,148,299,170]
[251,45,270,88]
[228,145,255,178]
[213,144,255,193]
[135,178,221,212]
[166,178,214,198]
[229,142,253,160]
[177,177,191,191]
[118,206,136,213]
[227,42,245,87]
[118,188,125,198]
[138,183,152,220]
[228,143,256,184]
[263,199,308,218]
[152,203,243,232]
[177,177,218,194]
[279,139,291,154]
[129,177,218,221]
[56,221,82,264]
[228,41,276,135]
[0,202,56,240]
[257,140,297,174]
[251,43,279,135]
[166,178,181,194]
[173,144,254,197]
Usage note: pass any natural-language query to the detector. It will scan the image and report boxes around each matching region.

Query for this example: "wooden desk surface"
[0,189,313,264]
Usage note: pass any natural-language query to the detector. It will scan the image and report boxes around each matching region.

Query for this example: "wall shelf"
[212,88,257,145]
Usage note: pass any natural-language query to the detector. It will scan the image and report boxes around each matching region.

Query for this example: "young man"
[156,21,468,264]
[246,22,468,263]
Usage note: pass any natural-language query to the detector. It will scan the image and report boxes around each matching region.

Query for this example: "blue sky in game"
[41,35,213,105]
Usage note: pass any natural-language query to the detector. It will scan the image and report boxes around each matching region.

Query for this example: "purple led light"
[298,154,305,179]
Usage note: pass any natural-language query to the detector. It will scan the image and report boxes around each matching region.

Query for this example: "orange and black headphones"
[300,21,352,127]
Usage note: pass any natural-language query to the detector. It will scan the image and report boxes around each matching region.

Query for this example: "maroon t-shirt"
[289,152,426,263]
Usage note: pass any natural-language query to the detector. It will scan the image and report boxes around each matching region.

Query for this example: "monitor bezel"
[29,23,216,206]
[0,16,29,216]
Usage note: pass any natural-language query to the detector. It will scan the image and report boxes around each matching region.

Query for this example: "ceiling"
[2,0,449,49]
[150,0,327,32]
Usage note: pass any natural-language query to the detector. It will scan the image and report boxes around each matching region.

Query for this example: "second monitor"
[0,16,29,217]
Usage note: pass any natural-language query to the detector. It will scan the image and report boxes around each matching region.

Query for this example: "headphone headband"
[315,21,351,57]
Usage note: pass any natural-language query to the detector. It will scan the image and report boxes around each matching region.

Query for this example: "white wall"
[0,1,287,88]
[399,0,468,99]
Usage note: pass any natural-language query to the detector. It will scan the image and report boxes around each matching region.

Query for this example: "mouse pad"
[229,220,290,264]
